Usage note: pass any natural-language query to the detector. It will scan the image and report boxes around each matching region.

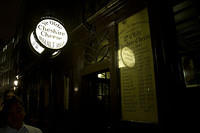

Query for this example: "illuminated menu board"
[118,8,158,123]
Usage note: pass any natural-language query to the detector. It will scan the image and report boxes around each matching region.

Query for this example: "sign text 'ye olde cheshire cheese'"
[35,19,68,50]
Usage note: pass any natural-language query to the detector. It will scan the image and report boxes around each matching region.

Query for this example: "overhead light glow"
[98,73,105,79]
[74,87,79,92]
[14,80,19,86]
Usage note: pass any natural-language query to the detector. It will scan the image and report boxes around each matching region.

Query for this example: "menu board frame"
[117,7,158,123]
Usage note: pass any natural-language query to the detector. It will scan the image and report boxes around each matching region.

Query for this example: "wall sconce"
[13,80,19,86]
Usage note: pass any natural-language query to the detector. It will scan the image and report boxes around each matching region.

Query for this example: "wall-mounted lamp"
[16,75,19,80]
[13,80,19,86]
[74,87,79,92]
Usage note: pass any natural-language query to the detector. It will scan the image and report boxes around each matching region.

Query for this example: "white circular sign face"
[35,18,68,50]
[121,47,135,68]
[30,32,45,54]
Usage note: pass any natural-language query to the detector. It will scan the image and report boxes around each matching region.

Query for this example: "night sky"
[0,0,21,39]
[0,0,77,40]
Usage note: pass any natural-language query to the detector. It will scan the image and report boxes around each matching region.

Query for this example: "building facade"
[1,0,199,132]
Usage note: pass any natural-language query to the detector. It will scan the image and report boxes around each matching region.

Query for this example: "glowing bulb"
[14,80,18,86]
[74,87,79,92]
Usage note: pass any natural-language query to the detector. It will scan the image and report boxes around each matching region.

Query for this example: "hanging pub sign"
[29,32,45,54]
[28,17,68,58]
[35,17,68,50]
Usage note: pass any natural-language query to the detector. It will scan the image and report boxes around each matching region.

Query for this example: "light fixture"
[16,75,19,79]
[13,80,19,86]
[74,87,79,92]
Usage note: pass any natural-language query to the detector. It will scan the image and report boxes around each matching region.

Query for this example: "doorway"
[80,70,111,131]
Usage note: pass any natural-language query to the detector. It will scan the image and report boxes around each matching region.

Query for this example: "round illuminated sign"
[121,47,135,68]
[35,18,68,50]
[30,32,45,54]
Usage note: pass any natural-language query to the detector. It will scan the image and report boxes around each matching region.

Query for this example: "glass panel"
[118,8,158,123]
[181,55,200,87]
